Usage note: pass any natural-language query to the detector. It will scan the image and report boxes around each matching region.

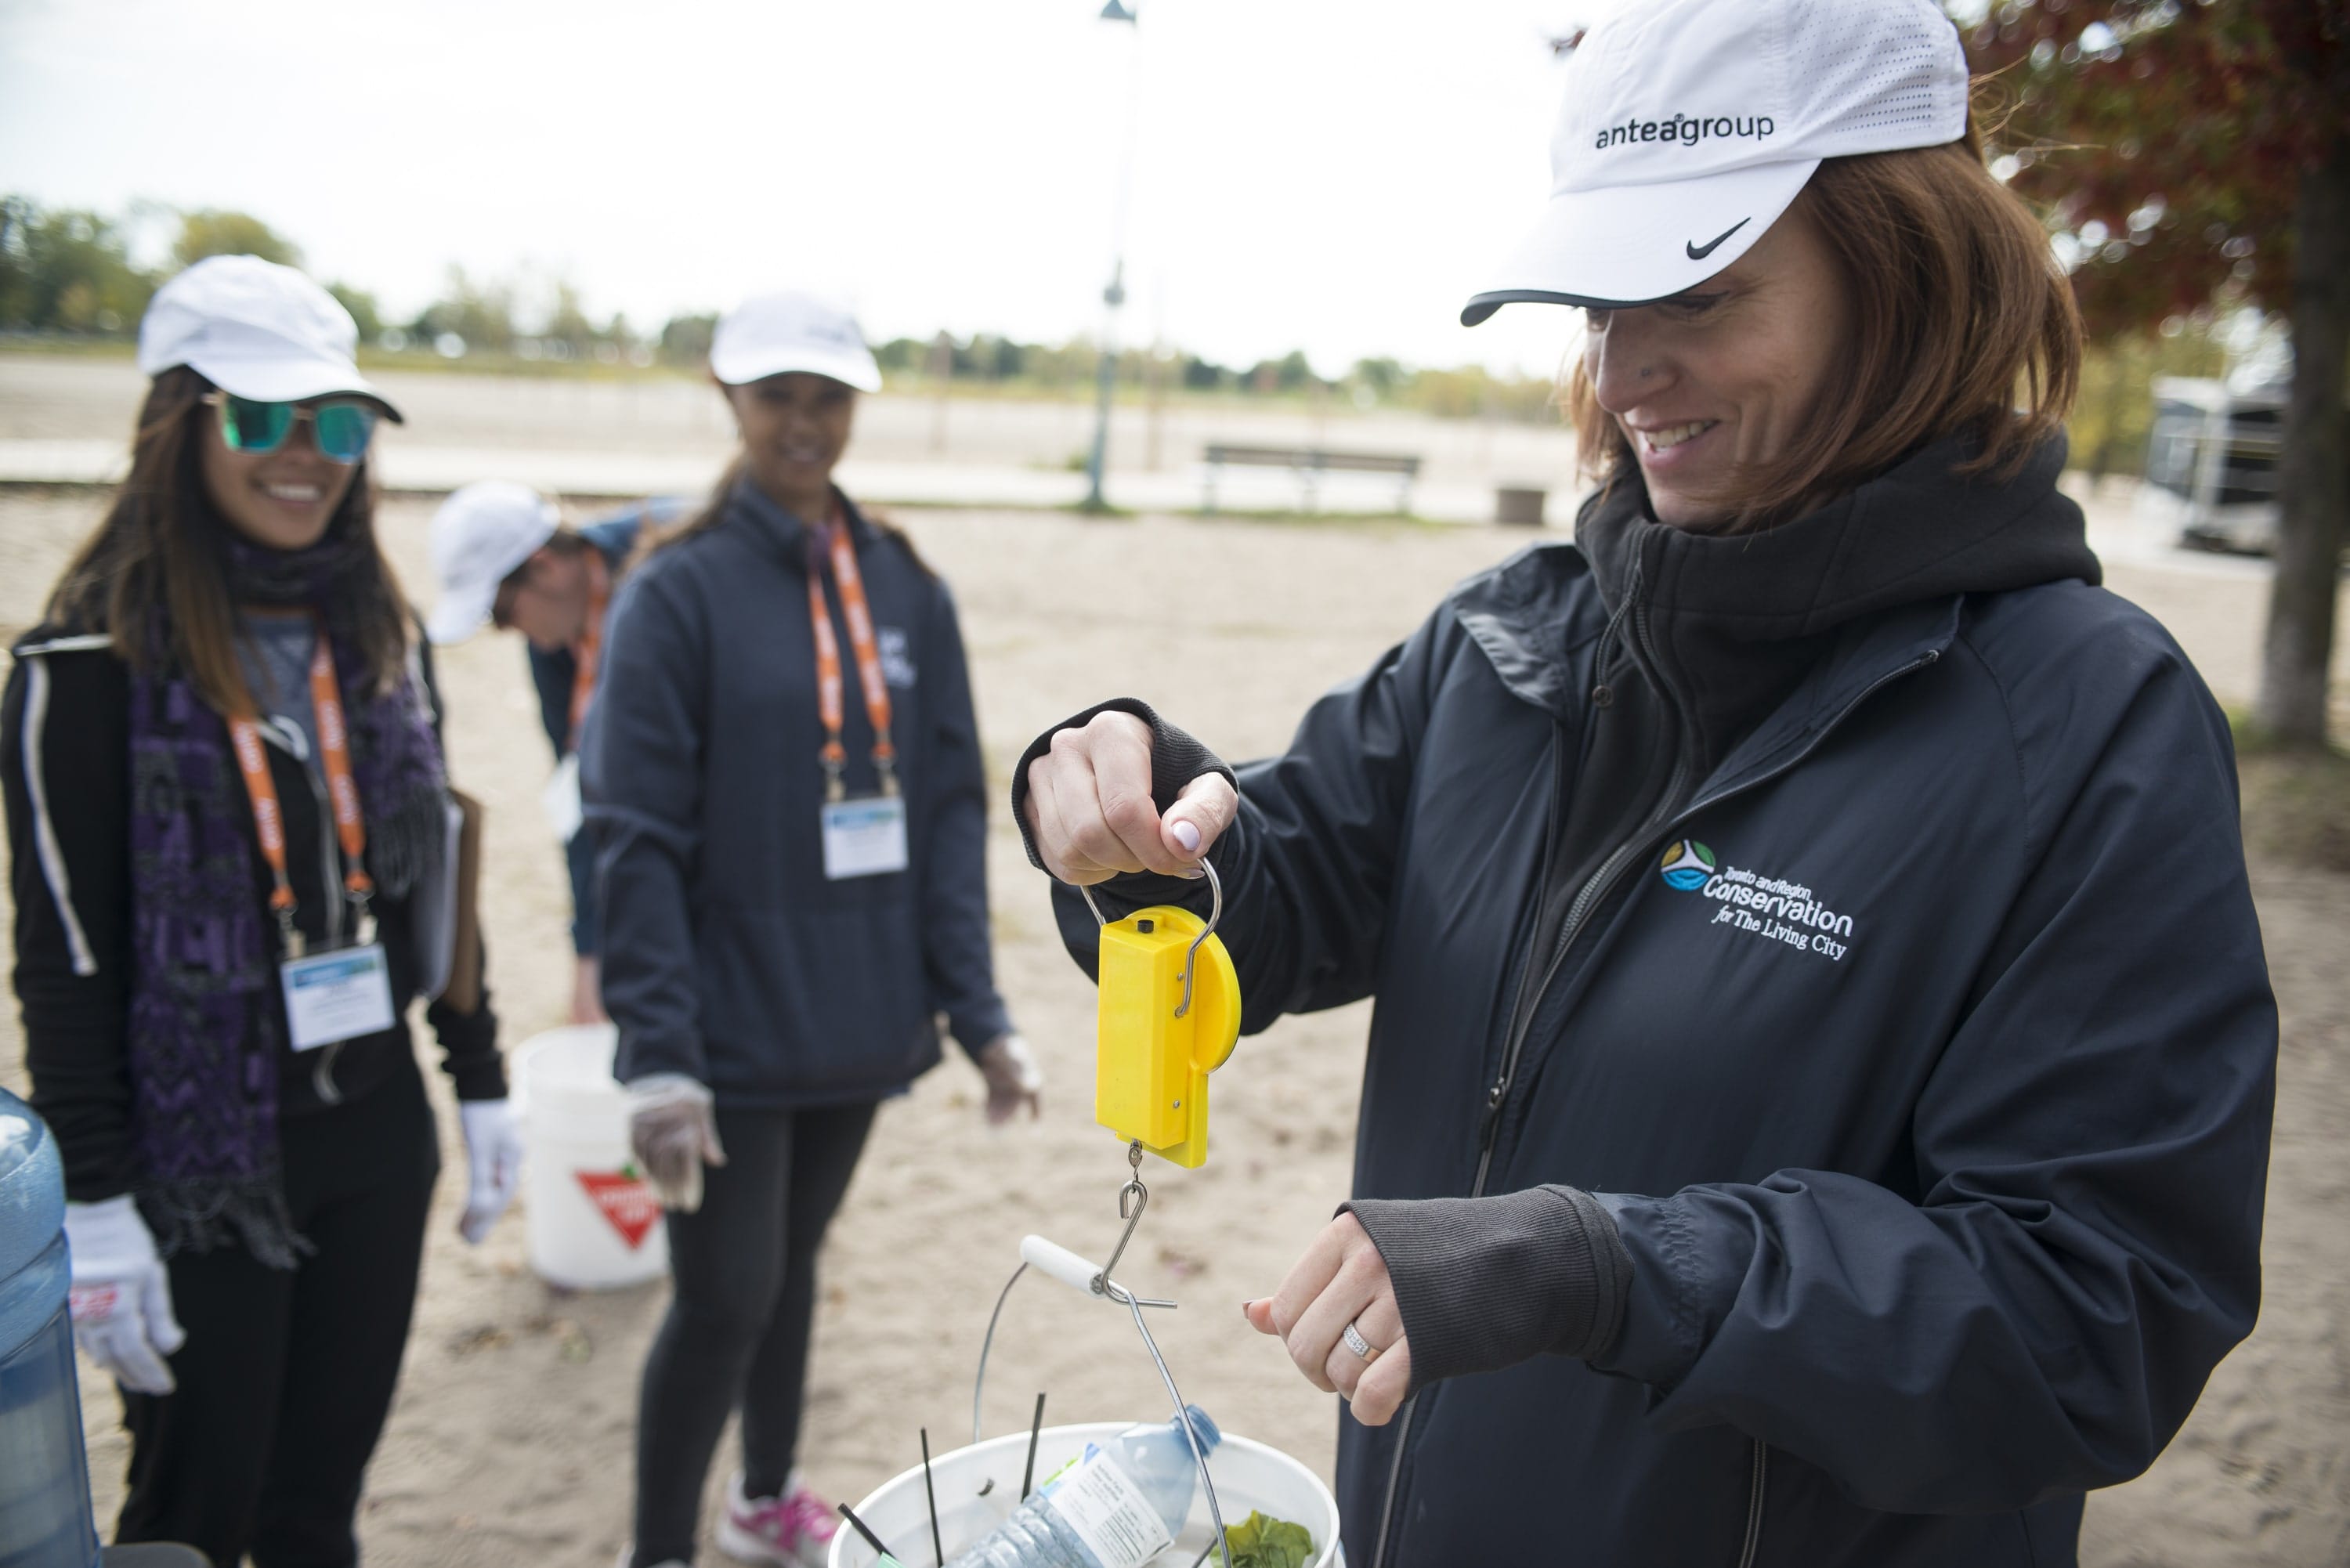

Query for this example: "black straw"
[920,1427,945,1566]
[836,1502,897,1566]
[1021,1392,1047,1500]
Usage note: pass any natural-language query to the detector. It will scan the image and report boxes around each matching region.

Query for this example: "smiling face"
[1580,203,1853,529]
[197,398,366,551]
[724,372,857,519]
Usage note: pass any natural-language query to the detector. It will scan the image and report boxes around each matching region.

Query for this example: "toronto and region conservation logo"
[1661,840,1856,962]
[1658,840,1716,889]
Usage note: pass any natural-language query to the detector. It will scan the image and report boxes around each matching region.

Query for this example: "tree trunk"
[2258,130,2350,748]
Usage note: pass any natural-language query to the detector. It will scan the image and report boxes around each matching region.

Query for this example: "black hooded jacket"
[5,624,504,1209]
[1012,438,2276,1566]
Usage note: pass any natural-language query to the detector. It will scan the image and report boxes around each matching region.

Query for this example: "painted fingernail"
[1170,819,1202,853]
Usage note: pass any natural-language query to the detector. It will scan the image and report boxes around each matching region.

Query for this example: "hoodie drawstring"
[1591,548,1643,709]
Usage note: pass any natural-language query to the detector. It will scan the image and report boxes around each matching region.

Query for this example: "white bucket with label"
[827,1422,1343,1568]
[512,1024,668,1289]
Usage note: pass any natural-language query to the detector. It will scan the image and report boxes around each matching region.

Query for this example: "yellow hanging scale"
[1083,862,1242,1169]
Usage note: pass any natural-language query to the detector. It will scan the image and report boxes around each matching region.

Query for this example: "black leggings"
[115,1057,439,1568]
[632,1100,877,1566]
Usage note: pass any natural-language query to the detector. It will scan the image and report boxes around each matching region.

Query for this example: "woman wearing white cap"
[2,255,523,1563]
[584,291,1043,1568]
[1012,2,2273,1563]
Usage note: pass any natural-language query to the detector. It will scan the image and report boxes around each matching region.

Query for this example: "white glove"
[457,1098,525,1244]
[976,1033,1044,1125]
[64,1196,186,1396]
[627,1075,726,1213]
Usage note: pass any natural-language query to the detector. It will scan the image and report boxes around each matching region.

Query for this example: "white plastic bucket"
[828,1422,1344,1568]
[513,1024,668,1289]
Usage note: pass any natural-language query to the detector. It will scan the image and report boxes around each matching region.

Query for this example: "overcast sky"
[0,0,1640,378]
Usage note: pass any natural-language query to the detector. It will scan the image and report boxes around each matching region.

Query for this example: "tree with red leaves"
[1969,0,2348,747]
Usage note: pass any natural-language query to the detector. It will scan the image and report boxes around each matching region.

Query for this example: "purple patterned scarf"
[126,533,446,1266]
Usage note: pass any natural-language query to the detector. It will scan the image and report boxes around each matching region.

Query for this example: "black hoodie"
[1014,437,2274,1566]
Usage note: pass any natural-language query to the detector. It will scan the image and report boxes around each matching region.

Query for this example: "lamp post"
[1081,0,1140,513]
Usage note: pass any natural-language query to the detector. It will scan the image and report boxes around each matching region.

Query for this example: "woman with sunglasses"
[2,255,520,1566]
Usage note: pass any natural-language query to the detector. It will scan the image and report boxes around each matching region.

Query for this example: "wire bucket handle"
[967,1230,1235,1568]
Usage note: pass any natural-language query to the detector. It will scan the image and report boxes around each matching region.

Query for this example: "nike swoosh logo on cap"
[1686,218,1751,260]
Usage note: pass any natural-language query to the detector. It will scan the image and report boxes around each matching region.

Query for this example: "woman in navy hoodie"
[585,291,1041,1568]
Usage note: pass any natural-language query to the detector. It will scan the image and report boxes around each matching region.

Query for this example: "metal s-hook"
[1093,1140,1148,1295]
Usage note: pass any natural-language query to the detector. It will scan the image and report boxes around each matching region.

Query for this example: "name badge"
[280,943,397,1052]
[820,796,909,880]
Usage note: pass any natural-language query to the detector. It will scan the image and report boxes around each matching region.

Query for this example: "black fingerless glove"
[1343,1185,1633,1396]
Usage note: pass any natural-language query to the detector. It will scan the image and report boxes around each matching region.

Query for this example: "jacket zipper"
[1369,635,1941,1568]
[261,719,349,1104]
[1471,551,1693,1196]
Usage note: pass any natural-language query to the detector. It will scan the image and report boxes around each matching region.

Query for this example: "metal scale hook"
[1080,858,1224,1018]
[1094,1139,1151,1297]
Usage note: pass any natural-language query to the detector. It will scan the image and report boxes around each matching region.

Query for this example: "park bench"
[1202,443,1422,515]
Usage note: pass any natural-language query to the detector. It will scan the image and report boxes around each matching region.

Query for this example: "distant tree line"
[0,198,385,343]
[869,334,1560,420]
[1,193,1570,419]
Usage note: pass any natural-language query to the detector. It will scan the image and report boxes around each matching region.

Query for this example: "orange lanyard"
[227,622,371,954]
[566,558,610,750]
[806,512,897,800]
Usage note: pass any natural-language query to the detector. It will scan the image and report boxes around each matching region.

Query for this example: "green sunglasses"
[204,392,380,465]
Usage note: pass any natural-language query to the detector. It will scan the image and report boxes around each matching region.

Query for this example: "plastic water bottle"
[0,1088,102,1567]
[946,1407,1221,1568]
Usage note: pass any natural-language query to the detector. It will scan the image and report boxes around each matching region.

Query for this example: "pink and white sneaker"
[716,1471,839,1568]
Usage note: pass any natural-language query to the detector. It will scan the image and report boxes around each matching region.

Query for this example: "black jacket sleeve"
[916,577,1011,1054]
[530,641,599,956]
[4,645,137,1201]
[530,640,576,760]
[581,570,710,1085]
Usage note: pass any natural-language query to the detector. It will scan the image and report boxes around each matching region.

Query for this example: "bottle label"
[1040,1444,1177,1568]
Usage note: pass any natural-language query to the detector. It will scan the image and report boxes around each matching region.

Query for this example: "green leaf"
[1222,1509,1315,1568]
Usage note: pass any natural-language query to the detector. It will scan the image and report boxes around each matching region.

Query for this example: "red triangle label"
[575,1169,662,1250]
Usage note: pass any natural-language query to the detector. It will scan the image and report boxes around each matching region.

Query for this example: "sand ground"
[2,475,2346,1567]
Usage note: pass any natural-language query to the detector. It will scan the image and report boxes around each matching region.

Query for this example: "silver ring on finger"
[1343,1320,1380,1362]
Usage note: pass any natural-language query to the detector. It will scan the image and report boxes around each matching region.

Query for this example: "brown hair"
[45,367,414,716]
[1562,114,2081,527]
[629,455,933,577]
[628,456,746,568]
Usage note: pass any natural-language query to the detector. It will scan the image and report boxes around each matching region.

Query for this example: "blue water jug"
[0,1087,100,1568]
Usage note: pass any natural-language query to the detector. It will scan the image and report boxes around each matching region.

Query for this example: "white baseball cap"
[710,291,882,392]
[138,254,402,417]
[1462,0,1969,325]
[425,480,562,645]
